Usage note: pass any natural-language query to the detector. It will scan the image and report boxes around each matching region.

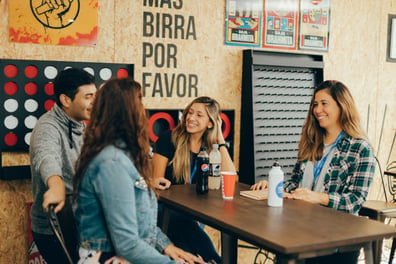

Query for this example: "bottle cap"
[273,161,280,167]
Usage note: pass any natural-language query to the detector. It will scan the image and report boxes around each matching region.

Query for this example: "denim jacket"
[284,134,375,215]
[74,143,177,264]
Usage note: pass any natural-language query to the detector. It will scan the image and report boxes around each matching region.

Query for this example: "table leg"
[361,210,385,263]
[372,240,381,264]
[275,255,305,264]
[221,232,237,264]
[364,242,374,264]
[159,206,170,234]
[372,215,387,264]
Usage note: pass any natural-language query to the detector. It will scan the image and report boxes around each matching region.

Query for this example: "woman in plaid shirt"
[252,80,375,263]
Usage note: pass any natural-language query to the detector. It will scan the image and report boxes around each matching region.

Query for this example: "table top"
[158,183,396,256]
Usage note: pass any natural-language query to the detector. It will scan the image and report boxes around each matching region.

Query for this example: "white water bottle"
[268,162,284,207]
[209,144,221,190]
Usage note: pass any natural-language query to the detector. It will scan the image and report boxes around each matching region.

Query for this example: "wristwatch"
[219,143,227,149]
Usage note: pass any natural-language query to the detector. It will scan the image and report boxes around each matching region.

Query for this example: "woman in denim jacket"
[73,78,203,264]
[251,80,375,264]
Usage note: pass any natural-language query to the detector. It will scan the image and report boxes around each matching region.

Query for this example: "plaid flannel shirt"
[284,134,375,215]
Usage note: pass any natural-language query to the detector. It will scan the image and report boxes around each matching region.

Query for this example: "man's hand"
[43,175,66,213]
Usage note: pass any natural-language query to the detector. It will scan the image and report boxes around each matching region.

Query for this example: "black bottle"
[196,147,209,194]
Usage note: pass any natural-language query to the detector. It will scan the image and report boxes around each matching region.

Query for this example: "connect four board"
[0,59,134,152]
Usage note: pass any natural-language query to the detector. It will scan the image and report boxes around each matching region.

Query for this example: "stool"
[359,200,396,264]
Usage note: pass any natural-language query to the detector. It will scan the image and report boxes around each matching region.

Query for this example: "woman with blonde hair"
[73,78,203,264]
[252,80,375,264]
[153,96,236,263]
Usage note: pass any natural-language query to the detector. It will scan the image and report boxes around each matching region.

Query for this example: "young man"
[29,68,97,264]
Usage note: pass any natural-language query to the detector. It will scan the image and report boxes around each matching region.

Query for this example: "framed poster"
[262,0,299,50]
[225,0,263,47]
[9,0,98,46]
[299,0,331,51]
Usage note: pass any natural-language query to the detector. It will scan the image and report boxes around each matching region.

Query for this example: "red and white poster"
[262,0,299,50]
[299,0,331,51]
[9,0,98,46]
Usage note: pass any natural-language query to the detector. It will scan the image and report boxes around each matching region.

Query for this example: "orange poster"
[9,0,98,46]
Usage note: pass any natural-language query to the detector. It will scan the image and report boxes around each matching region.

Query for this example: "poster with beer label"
[262,0,299,50]
[225,0,263,47]
[299,0,331,51]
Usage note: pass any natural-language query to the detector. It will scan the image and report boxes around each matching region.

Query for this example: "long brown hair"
[73,78,151,194]
[298,80,368,161]
[171,96,221,183]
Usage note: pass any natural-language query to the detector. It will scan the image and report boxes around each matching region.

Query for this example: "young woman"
[251,80,375,263]
[153,96,236,263]
[73,78,203,264]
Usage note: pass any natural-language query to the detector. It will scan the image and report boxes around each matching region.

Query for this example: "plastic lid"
[273,161,280,167]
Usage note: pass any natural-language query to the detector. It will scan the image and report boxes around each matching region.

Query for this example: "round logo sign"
[276,182,283,198]
[201,164,209,172]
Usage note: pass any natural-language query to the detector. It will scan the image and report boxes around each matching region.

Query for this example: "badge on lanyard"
[313,131,344,186]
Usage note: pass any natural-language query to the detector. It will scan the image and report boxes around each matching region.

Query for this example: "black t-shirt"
[154,130,198,185]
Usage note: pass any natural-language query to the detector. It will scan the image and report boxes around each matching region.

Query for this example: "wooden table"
[158,183,396,264]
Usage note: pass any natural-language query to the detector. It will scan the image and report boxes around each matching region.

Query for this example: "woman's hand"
[164,244,204,264]
[250,180,268,190]
[153,177,171,190]
[217,117,225,144]
[288,188,329,206]
[104,256,129,264]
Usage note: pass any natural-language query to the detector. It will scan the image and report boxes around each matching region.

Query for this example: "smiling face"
[63,83,97,122]
[185,103,213,136]
[312,88,342,132]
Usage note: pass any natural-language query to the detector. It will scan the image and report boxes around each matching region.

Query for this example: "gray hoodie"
[30,104,85,234]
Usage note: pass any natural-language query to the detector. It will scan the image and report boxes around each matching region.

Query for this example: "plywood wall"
[0,0,396,263]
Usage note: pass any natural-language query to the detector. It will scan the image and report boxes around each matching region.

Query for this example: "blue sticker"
[276,181,283,198]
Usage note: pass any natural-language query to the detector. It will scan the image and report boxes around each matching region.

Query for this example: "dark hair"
[54,68,95,106]
[73,77,151,194]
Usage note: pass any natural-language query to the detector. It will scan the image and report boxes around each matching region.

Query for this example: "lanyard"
[313,131,344,186]
[190,158,197,183]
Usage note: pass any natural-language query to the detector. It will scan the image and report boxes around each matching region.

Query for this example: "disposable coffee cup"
[221,171,237,199]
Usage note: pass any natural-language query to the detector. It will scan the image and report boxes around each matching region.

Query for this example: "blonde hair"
[298,80,368,161]
[171,96,221,183]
